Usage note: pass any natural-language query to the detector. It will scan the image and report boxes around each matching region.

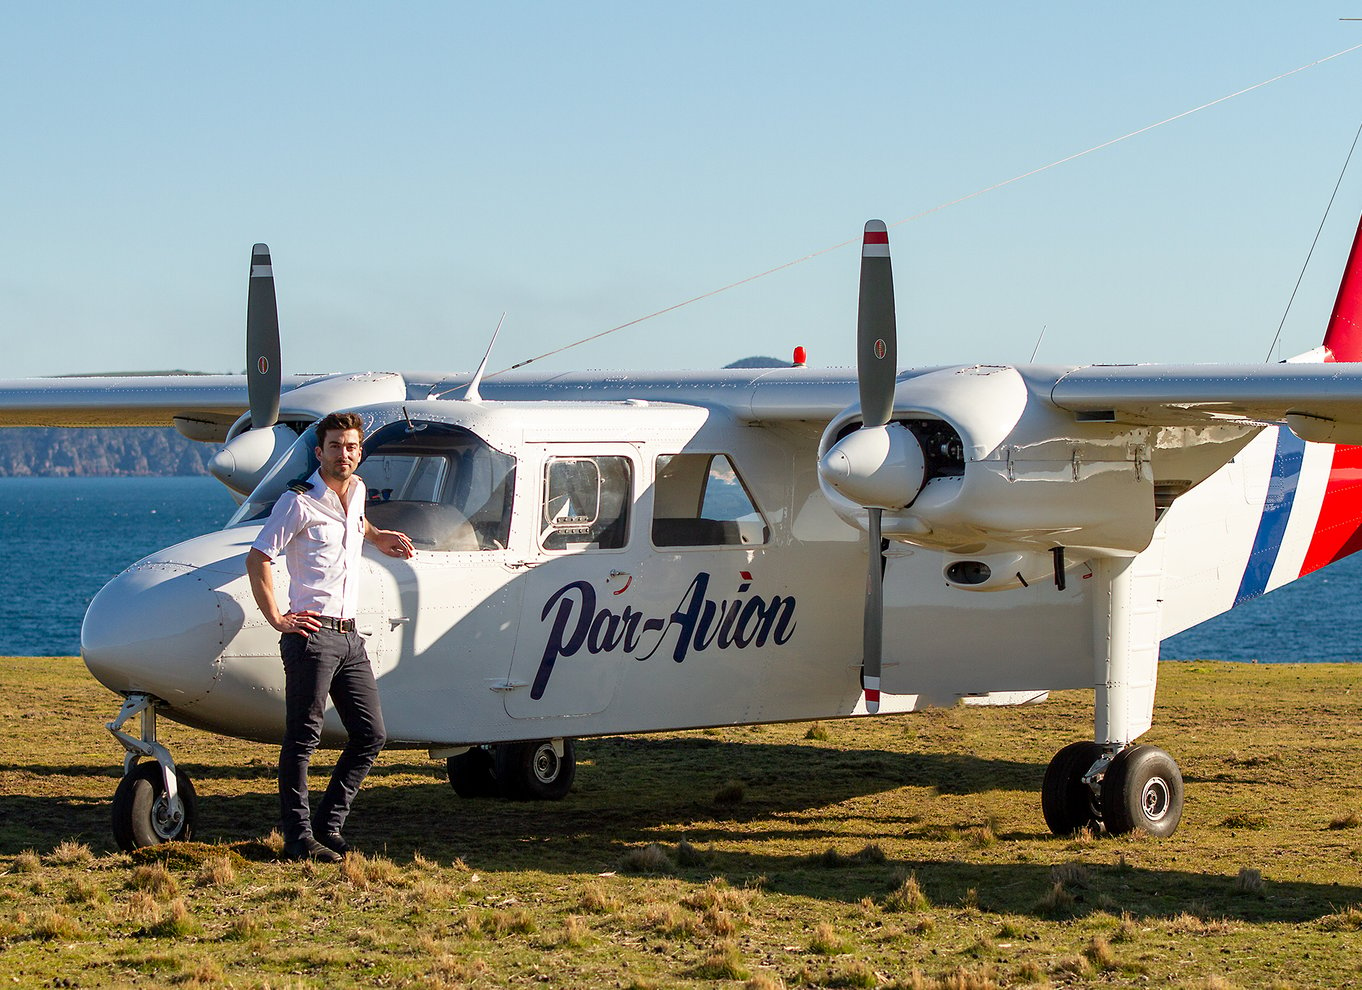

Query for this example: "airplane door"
[505,446,640,719]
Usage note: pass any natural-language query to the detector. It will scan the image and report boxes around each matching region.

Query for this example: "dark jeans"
[279,628,387,843]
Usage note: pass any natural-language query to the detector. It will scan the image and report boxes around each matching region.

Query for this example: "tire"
[1100,744,1183,838]
[446,748,499,798]
[111,761,197,851]
[493,739,576,801]
[1041,741,1105,836]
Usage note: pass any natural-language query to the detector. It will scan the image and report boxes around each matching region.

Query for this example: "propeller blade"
[246,243,281,430]
[863,506,884,714]
[857,220,897,429]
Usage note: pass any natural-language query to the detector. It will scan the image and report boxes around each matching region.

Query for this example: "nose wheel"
[105,694,198,849]
[1041,742,1183,838]
[112,761,198,850]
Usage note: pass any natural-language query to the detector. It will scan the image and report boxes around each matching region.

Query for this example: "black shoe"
[282,836,342,863]
[316,831,352,856]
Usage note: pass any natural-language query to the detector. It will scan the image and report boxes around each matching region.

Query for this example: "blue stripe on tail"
[1233,427,1306,606]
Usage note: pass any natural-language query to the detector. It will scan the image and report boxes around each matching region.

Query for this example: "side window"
[541,455,632,551]
[652,453,770,547]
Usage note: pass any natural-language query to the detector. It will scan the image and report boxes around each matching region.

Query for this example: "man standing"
[246,411,415,862]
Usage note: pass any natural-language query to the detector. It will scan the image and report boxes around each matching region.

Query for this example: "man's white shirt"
[251,469,367,619]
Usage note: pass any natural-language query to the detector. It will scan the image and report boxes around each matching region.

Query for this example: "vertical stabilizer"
[1323,213,1362,362]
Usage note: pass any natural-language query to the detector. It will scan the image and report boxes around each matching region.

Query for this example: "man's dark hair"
[315,411,364,447]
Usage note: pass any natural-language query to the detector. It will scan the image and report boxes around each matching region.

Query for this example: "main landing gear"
[445,739,576,801]
[1042,741,1183,838]
[106,695,198,849]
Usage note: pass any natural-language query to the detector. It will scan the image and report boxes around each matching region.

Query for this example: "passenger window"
[541,456,632,551]
[652,453,770,547]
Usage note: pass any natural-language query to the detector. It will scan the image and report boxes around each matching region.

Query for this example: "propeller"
[856,221,894,714]
[246,243,281,430]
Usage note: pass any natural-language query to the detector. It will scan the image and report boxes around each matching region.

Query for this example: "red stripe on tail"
[1301,212,1362,573]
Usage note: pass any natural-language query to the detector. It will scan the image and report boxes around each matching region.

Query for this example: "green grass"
[2,656,1361,987]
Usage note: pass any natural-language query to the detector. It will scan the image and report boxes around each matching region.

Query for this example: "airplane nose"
[82,559,229,707]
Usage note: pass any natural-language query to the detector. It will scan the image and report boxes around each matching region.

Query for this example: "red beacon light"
[792,346,807,367]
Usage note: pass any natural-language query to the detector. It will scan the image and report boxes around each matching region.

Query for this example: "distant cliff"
[0,427,216,476]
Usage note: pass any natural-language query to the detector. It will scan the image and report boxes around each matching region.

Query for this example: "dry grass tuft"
[1328,810,1361,830]
[1167,912,1236,935]
[143,896,198,937]
[65,876,108,906]
[689,939,749,981]
[340,852,404,888]
[676,839,709,867]
[1218,812,1267,830]
[882,872,930,913]
[559,913,589,948]
[195,854,237,888]
[1319,905,1362,931]
[31,909,82,941]
[619,843,674,874]
[45,840,94,867]
[1083,934,1117,971]
[223,914,263,940]
[641,901,696,937]
[130,862,179,899]
[808,920,849,956]
[713,779,746,805]
[1049,860,1091,888]
[13,850,41,874]
[823,958,877,988]
[804,722,830,741]
[1233,867,1264,896]
[1036,882,1075,915]
[577,881,622,914]
[744,973,786,990]
[682,877,752,915]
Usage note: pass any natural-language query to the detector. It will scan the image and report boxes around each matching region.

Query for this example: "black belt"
[314,616,356,633]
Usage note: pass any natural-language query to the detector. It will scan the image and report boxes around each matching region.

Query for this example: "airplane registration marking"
[531,571,798,700]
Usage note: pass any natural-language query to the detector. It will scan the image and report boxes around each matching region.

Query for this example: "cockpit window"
[360,422,516,551]
[230,420,517,553]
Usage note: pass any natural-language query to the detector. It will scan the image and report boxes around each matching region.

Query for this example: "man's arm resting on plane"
[364,519,415,559]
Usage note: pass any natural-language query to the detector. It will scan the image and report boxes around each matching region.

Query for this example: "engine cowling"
[817,365,1159,560]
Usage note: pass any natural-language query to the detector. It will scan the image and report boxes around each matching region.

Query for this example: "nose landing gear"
[1041,741,1183,838]
[106,694,197,849]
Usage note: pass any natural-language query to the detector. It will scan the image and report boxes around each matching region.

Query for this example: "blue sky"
[4,4,1362,379]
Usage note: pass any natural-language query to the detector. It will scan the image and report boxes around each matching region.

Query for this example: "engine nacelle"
[818,365,1159,557]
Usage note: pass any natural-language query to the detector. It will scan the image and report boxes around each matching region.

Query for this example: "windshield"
[230,420,517,552]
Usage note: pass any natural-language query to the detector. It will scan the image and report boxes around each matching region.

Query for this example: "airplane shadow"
[5,735,1358,921]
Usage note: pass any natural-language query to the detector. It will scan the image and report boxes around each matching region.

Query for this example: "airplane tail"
[1159,209,1362,641]
[1322,212,1362,362]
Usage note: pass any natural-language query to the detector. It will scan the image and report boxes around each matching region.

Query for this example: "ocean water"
[0,476,1358,661]
[0,477,236,656]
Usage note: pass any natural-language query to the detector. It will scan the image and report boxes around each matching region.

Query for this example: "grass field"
[1,657,1360,988]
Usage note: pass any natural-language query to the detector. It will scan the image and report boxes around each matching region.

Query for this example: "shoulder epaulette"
[287,477,315,494]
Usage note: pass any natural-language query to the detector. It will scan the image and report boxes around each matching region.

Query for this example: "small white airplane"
[4,215,1362,851]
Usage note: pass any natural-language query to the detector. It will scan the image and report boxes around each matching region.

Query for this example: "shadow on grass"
[4,732,1360,922]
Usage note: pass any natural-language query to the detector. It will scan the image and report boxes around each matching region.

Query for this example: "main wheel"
[446,748,499,798]
[1100,744,1183,837]
[1041,741,1105,836]
[493,739,576,801]
[111,761,197,850]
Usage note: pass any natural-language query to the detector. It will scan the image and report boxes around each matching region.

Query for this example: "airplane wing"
[0,372,405,441]
[1050,360,1362,441]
